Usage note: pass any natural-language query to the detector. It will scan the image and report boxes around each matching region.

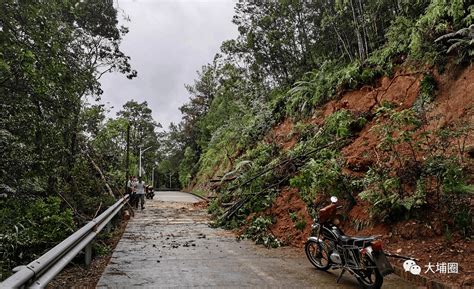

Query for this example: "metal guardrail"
[0,195,129,289]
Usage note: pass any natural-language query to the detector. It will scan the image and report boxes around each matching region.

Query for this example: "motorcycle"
[305,196,394,289]
[145,186,155,199]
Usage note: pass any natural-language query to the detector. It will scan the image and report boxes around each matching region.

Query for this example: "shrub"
[208,198,224,217]
[240,216,281,248]
[0,196,75,279]
[358,168,426,221]
[294,218,307,231]
[367,17,415,72]
[453,205,472,237]
[290,149,349,205]
[360,105,472,225]
[413,73,437,114]
[286,62,380,119]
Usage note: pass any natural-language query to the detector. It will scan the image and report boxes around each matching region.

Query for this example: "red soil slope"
[263,64,474,287]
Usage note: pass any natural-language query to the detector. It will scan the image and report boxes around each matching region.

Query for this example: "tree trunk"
[350,0,365,61]
[86,152,116,199]
[334,26,354,62]
[358,0,369,58]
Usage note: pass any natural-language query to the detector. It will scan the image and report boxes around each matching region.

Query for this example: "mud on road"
[97,191,417,288]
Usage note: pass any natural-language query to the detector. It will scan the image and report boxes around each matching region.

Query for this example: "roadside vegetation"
[166,0,473,251]
[0,1,165,279]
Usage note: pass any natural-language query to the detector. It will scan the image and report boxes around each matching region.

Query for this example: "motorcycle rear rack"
[340,245,377,270]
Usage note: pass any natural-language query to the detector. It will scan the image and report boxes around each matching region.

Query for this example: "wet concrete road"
[97,191,417,288]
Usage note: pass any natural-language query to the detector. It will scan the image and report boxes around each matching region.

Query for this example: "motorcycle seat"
[340,235,376,247]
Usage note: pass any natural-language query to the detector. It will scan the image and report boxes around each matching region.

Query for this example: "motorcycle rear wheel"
[355,255,383,289]
[304,239,331,271]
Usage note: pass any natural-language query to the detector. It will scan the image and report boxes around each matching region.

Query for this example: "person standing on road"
[135,176,146,210]
[129,176,138,208]
[126,176,133,196]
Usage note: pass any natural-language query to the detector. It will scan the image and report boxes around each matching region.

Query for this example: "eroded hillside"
[194,64,473,287]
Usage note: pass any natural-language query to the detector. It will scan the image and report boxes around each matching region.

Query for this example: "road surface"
[97,191,417,288]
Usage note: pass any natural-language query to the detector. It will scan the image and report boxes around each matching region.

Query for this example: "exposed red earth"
[243,64,474,288]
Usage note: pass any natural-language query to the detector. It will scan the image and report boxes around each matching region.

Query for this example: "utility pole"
[151,167,154,188]
[125,123,130,194]
[139,146,152,177]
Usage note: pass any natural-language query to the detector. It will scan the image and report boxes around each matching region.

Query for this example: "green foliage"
[413,74,438,113]
[0,0,153,276]
[435,24,474,63]
[409,0,472,62]
[286,62,380,118]
[244,189,279,215]
[324,110,363,138]
[0,197,75,279]
[173,0,473,203]
[295,219,307,231]
[0,0,135,196]
[358,169,426,220]
[240,216,281,248]
[285,110,363,206]
[294,216,307,231]
[453,205,472,237]
[373,106,422,168]
[225,142,280,198]
[179,147,198,188]
[92,242,111,257]
[290,149,348,205]
[289,211,298,222]
[367,16,416,71]
[360,105,472,223]
[425,156,474,195]
[208,198,224,218]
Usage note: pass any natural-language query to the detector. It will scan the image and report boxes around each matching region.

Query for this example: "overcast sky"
[99,0,238,130]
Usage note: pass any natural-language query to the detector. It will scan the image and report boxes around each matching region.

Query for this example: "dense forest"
[0,0,165,278]
[1,0,473,284]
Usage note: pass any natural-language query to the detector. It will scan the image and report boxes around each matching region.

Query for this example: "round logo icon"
[403,260,416,272]
[409,264,421,275]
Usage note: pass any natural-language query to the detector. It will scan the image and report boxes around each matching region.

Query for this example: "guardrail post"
[84,243,92,266]
[105,222,112,233]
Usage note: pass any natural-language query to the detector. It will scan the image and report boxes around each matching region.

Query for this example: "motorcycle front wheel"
[304,239,331,271]
[355,255,383,289]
